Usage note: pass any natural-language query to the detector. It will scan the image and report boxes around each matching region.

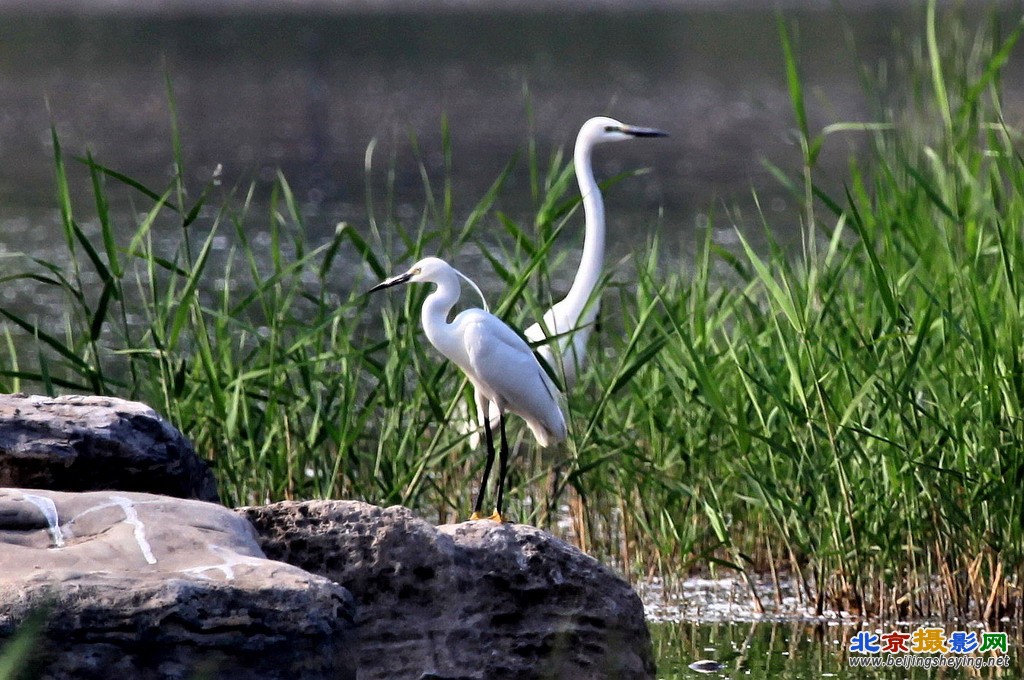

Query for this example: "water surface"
[2,5,990,271]
[644,576,1019,678]
[653,620,1017,679]
[8,5,1011,327]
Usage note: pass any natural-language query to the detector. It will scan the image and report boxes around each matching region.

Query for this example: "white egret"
[527,117,668,381]
[369,256,567,522]
[471,116,667,442]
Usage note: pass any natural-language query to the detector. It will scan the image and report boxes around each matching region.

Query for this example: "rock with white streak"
[0,393,219,501]
[0,488,355,680]
[241,500,656,680]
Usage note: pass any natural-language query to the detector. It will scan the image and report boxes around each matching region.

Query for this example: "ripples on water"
[644,576,1020,678]
[6,4,997,321]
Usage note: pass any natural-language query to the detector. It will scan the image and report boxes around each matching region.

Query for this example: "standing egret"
[370,256,567,522]
[527,117,668,383]
[471,117,667,442]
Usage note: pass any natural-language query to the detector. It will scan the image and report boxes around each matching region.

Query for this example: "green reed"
[1,1,1022,622]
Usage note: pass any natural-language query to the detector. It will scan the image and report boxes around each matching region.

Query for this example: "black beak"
[368,271,414,293]
[622,125,669,138]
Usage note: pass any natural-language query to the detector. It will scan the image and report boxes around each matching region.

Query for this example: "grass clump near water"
[1,3,1023,623]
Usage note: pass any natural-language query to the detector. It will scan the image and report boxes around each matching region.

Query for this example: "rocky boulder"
[241,500,656,680]
[0,488,356,680]
[0,393,218,502]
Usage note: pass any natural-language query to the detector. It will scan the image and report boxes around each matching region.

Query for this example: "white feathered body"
[419,269,567,447]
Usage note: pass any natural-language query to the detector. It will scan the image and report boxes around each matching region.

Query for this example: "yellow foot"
[468,511,505,522]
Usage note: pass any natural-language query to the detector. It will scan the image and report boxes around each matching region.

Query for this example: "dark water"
[643,576,1020,678]
[2,5,996,278]
[4,5,1024,308]
[653,620,1018,679]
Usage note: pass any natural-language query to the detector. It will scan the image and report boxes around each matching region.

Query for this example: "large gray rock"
[0,393,218,502]
[241,500,656,680]
[0,488,356,680]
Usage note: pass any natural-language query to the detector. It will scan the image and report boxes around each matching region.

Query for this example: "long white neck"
[563,136,605,324]
[420,271,462,360]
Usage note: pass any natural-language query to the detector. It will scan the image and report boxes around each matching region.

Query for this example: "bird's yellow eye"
[412,267,421,275]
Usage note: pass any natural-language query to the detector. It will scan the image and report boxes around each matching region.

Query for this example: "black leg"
[473,412,497,517]
[494,412,510,520]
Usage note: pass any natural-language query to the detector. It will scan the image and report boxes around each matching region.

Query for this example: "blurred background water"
[7,3,1017,280]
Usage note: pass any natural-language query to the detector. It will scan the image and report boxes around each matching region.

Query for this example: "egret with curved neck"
[469,117,666,442]
[525,116,667,386]
[370,256,567,522]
